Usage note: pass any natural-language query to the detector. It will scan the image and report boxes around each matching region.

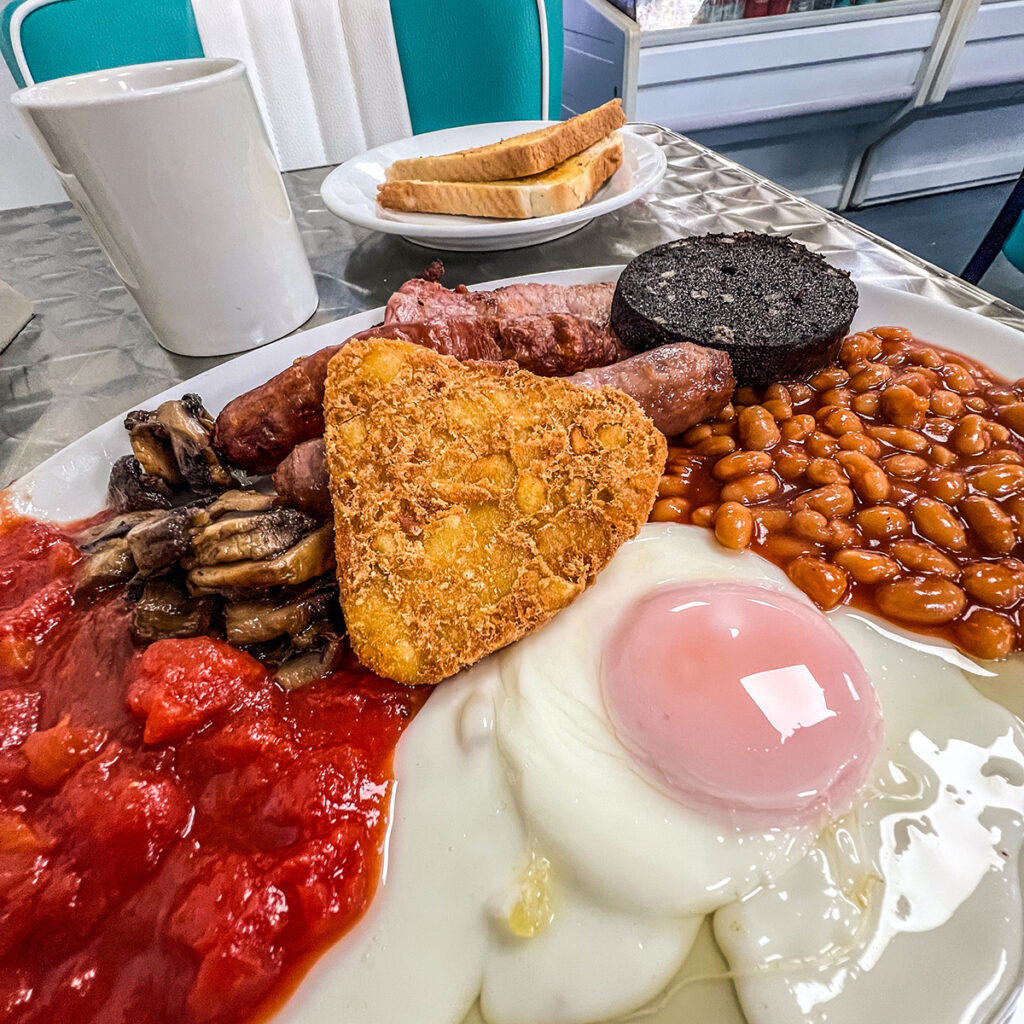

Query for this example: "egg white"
[272,524,1024,1024]
[714,607,1024,1024]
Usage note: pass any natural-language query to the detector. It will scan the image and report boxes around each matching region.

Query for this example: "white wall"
[0,61,66,211]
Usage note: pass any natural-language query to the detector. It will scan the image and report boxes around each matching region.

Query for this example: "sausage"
[272,343,735,512]
[272,438,331,517]
[567,342,735,437]
[213,344,342,475]
[214,316,621,472]
[384,278,615,324]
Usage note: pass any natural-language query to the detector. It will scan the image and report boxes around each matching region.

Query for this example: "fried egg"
[274,524,1024,1024]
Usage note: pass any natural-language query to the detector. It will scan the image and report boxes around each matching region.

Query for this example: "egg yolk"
[602,584,882,827]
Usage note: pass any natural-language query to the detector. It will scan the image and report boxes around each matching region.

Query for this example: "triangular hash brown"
[323,338,667,686]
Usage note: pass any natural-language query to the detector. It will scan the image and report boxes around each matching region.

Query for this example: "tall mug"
[13,59,319,357]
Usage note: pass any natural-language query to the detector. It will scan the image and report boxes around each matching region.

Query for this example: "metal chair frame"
[961,170,1024,284]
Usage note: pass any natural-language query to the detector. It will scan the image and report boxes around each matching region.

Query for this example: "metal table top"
[2,122,1023,485]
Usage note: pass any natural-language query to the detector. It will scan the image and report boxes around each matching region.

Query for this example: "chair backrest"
[1005,215,1024,275]
[1,0,202,88]
[390,0,563,132]
[2,0,564,167]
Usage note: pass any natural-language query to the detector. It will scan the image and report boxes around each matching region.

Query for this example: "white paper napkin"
[0,278,32,354]
[192,0,413,172]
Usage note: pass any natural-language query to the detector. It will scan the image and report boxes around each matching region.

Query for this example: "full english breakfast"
[4,234,1024,1024]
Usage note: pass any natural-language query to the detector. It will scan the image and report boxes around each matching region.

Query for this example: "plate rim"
[319,124,668,240]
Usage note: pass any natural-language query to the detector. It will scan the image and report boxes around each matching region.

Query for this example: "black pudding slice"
[611,233,859,389]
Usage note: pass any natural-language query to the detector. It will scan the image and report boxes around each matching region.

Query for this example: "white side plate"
[320,125,667,251]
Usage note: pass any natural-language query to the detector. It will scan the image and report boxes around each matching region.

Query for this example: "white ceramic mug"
[12,58,319,357]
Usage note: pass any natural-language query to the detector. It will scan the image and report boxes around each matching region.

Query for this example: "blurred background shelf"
[564,0,1024,209]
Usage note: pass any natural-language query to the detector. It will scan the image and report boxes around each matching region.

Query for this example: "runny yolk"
[602,583,883,827]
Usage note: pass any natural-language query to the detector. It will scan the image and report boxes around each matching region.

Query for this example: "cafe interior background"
[1,0,1022,317]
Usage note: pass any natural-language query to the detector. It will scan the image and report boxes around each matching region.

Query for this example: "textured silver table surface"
[2,123,1023,485]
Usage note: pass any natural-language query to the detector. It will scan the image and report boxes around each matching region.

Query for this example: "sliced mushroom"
[108,456,174,512]
[194,489,275,526]
[76,538,137,596]
[274,636,341,691]
[131,578,217,642]
[186,508,318,569]
[156,397,234,494]
[126,507,200,573]
[128,418,182,484]
[224,575,336,645]
[188,524,335,594]
[181,392,215,431]
[74,511,162,551]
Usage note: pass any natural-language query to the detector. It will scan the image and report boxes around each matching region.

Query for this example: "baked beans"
[652,326,1024,661]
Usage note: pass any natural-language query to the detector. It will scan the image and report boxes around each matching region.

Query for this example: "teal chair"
[0,0,202,88]
[962,170,1024,283]
[1005,212,1024,276]
[391,0,563,129]
[1,0,563,127]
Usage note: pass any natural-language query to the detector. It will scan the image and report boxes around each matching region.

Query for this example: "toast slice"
[323,337,666,687]
[376,133,623,220]
[384,99,626,183]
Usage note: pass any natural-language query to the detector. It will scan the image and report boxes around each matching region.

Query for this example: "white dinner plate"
[319,124,667,252]
[6,267,1024,1024]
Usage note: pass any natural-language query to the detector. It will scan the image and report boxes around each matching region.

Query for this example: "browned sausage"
[213,344,342,475]
[385,278,615,324]
[272,438,330,517]
[214,316,621,472]
[568,343,734,437]
[272,344,734,511]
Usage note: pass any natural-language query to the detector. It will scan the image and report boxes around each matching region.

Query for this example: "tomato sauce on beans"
[0,500,426,1024]
[651,327,1024,661]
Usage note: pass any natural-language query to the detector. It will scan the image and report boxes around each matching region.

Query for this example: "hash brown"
[323,338,667,686]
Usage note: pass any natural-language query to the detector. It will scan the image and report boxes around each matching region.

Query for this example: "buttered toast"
[377,133,623,220]
[384,99,625,184]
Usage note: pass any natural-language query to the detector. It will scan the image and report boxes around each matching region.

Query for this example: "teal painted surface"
[391,0,563,134]
[1,0,203,88]
[0,2,28,85]
[1005,214,1024,275]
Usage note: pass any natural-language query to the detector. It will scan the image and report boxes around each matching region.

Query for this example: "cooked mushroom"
[223,575,336,645]
[187,524,335,593]
[131,578,217,642]
[126,507,200,573]
[156,396,234,494]
[187,508,318,569]
[76,538,137,596]
[274,637,341,690]
[74,511,162,551]
[128,415,182,484]
[269,622,343,690]
[194,489,275,526]
[108,456,174,512]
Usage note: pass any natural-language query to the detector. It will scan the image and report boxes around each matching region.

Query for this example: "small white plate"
[320,123,667,252]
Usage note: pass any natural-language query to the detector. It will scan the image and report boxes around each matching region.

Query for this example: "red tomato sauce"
[0,501,427,1024]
